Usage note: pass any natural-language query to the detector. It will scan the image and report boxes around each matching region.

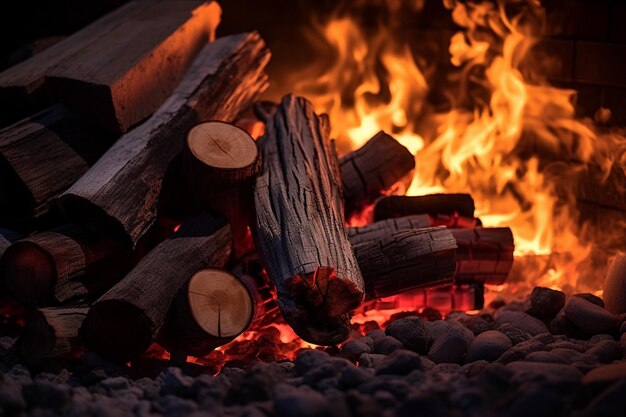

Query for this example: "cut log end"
[1,241,55,304]
[278,301,352,346]
[187,268,253,338]
[82,300,153,362]
[187,121,259,176]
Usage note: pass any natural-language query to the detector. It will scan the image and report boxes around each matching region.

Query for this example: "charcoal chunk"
[385,316,429,354]
[465,330,513,363]
[564,296,618,335]
[495,311,549,336]
[274,387,331,417]
[530,287,566,320]
[375,350,423,376]
[373,336,403,355]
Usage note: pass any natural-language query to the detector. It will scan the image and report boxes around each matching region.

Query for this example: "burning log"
[58,32,270,247]
[340,131,415,215]
[159,269,258,357]
[0,0,221,131]
[17,305,88,365]
[373,193,475,221]
[253,95,365,345]
[351,227,457,299]
[182,121,261,242]
[347,218,515,285]
[0,105,113,230]
[0,224,132,305]
[82,214,231,361]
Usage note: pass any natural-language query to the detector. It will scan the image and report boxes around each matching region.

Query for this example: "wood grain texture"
[59,32,270,247]
[17,305,88,365]
[82,214,232,361]
[1,224,132,305]
[451,228,514,285]
[0,104,113,229]
[340,131,415,215]
[0,0,221,131]
[347,215,431,246]
[374,193,475,221]
[351,227,457,299]
[253,95,364,345]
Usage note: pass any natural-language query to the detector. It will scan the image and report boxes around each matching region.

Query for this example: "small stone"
[373,336,403,355]
[0,376,25,411]
[157,395,198,416]
[506,361,582,385]
[100,376,131,392]
[564,296,618,335]
[546,340,586,353]
[160,367,193,397]
[358,353,387,369]
[375,350,423,376]
[462,360,490,377]
[295,350,331,376]
[550,348,584,362]
[587,334,616,346]
[430,363,463,375]
[497,340,546,364]
[509,385,563,417]
[464,315,493,335]
[22,380,70,410]
[495,311,549,336]
[530,287,566,320]
[573,293,605,308]
[366,329,386,343]
[549,309,587,339]
[465,330,513,363]
[582,362,626,384]
[496,323,532,345]
[339,366,373,388]
[341,338,373,362]
[427,321,468,364]
[274,386,331,417]
[587,340,622,363]
[524,351,567,364]
[385,316,429,354]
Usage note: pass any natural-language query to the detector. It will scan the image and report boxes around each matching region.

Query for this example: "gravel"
[0,287,624,417]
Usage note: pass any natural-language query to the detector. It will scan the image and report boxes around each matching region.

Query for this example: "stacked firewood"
[0,0,515,365]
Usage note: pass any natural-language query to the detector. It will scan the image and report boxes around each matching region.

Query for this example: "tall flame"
[291,0,626,293]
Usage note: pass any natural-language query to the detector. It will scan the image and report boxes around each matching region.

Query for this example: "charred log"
[253,95,364,346]
[374,194,475,221]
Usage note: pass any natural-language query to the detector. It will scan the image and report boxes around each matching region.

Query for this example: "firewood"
[0,229,21,259]
[340,131,415,215]
[0,0,221,131]
[82,214,232,361]
[451,228,515,285]
[347,215,431,246]
[159,269,258,357]
[351,227,457,299]
[58,32,270,247]
[0,224,132,305]
[374,194,475,221]
[17,305,88,365]
[253,95,365,346]
[0,105,113,230]
[182,121,261,244]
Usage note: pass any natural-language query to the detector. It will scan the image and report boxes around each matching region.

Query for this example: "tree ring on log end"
[187,268,253,338]
[1,241,56,305]
[187,121,258,171]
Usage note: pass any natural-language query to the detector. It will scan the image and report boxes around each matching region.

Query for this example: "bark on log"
[374,194,475,221]
[0,0,221,131]
[0,224,133,305]
[82,214,232,361]
[253,95,365,346]
[17,305,88,365]
[340,131,415,215]
[351,227,457,300]
[58,32,270,247]
[159,269,258,357]
[0,105,113,230]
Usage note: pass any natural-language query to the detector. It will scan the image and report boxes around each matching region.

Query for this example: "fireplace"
[0,0,625,416]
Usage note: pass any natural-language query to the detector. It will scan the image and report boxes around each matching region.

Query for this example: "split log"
[182,121,261,244]
[58,32,270,247]
[17,305,88,365]
[340,131,415,215]
[82,214,232,361]
[253,95,364,345]
[451,228,515,285]
[374,193,475,221]
[347,219,515,285]
[0,104,113,229]
[159,269,258,357]
[0,229,21,259]
[0,224,133,305]
[351,227,457,299]
[0,0,221,131]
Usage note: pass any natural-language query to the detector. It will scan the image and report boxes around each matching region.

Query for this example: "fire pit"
[0,0,625,416]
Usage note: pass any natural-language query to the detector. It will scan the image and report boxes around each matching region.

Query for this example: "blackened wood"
[347,215,431,246]
[17,305,88,365]
[0,1,221,132]
[0,224,132,305]
[159,269,257,357]
[340,131,415,215]
[253,95,364,346]
[351,227,457,299]
[82,214,232,361]
[59,33,270,247]
[0,105,113,230]
[374,194,475,221]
